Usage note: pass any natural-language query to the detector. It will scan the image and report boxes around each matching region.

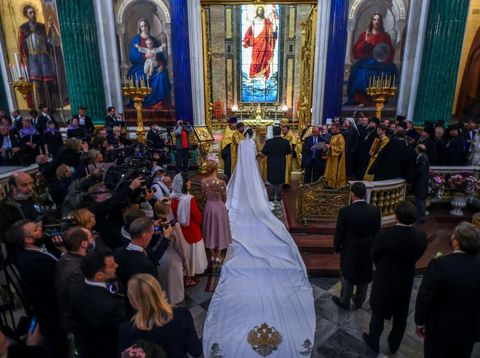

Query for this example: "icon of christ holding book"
[242,6,278,81]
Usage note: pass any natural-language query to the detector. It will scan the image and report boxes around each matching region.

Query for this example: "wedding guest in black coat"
[69,249,126,358]
[418,124,437,164]
[445,124,466,165]
[301,126,329,184]
[74,106,95,140]
[332,182,381,310]
[43,120,63,157]
[0,126,21,165]
[105,106,124,131]
[6,220,68,358]
[415,222,480,358]
[363,201,427,354]
[118,274,202,358]
[413,144,430,223]
[37,105,58,134]
[261,126,292,201]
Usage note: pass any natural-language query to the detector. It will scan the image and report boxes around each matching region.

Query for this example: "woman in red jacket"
[171,173,208,287]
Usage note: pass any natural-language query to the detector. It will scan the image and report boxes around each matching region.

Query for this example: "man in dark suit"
[415,222,480,358]
[413,144,430,223]
[6,219,68,358]
[302,126,329,184]
[104,106,124,132]
[114,217,171,290]
[261,126,292,201]
[332,181,381,310]
[363,201,427,354]
[37,104,58,134]
[73,106,95,140]
[462,118,477,155]
[69,249,127,358]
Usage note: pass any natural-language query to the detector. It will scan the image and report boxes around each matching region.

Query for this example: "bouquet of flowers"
[447,173,478,195]
[429,173,446,199]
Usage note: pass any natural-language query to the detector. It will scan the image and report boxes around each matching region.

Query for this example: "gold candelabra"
[122,77,152,144]
[366,74,397,119]
[10,78,33,101]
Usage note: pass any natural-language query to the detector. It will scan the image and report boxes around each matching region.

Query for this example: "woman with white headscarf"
[170,173,208,287]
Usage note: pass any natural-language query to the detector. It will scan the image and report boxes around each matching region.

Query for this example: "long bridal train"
[203,136,315,357]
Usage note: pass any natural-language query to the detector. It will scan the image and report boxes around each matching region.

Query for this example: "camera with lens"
[41,215,78,245]
[154,219,176,233]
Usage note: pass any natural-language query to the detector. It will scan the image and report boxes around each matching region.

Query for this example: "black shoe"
[332,296,350,311]
[362,333,379,353]
[388,335,399,354]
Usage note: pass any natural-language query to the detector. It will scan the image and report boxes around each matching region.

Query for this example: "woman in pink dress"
[201,159,232,264]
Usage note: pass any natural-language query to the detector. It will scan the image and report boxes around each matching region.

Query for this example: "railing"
[296,178,407,225]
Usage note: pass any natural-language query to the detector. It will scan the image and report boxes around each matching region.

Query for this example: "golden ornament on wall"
[247,322,282,357]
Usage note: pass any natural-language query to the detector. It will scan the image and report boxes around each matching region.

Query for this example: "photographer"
[147,123,166,149]
[174,120,193,173]
[5,220,68,358]
[85,177,144,249]
[150,165,171,201]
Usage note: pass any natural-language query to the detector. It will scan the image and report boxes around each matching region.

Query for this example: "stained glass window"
[241,4,280,103]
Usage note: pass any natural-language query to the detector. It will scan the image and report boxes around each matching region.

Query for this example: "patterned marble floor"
[186,201,480,357]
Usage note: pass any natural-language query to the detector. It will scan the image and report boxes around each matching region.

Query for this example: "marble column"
[56,0,106,123]
[187,0,205,126]
[413,0,470,125]
[0,23,15,110]
[170,0,194,123]
[92,0,123,112]
[322,0,348,120]
[311,0,332,125]
[395,0,430,118]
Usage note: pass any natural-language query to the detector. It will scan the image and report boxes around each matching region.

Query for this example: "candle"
[369,76,372,88]
[393,75,396,88]
[129,76,133,88]
[147,76,150,88]
[24,65,29,82]
[9,65,14,81]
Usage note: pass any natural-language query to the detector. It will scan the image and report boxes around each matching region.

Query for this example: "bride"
[203,129,315,356]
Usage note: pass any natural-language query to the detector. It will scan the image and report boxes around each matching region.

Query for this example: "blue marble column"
[170,0,194,124]
[322,0,349,120]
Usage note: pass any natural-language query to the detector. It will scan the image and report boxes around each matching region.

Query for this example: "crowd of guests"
[0,107,236,357]
[333,182,480,358]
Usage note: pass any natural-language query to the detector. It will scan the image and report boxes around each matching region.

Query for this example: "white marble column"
[396,0,430,119]
[0,24,16,111]
[187,0,206,126]
[93,0,123,112]
[311,0,332,126]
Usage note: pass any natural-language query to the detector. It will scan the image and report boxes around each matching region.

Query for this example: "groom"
[261,126,292,201]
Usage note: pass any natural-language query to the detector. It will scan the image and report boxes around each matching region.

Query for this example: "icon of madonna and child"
[345,13,399,108]
[127,18,171,109]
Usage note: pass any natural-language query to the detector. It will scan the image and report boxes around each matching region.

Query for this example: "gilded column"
[170,0,194,123]
[56,0,106,123]
[413,0,470,125]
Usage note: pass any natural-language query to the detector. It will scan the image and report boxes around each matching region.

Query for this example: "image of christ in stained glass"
[241,5,279,103]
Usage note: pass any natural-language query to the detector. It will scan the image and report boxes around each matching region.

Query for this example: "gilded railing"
[296,178,350,224]
[296,178,407,225]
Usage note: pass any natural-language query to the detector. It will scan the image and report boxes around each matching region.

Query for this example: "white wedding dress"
[203,137,315,357]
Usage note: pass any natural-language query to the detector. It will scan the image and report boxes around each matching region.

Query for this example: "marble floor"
[185,201,480,357]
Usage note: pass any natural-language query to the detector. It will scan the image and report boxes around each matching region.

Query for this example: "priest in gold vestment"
[324,122,347,189]
[280,119,299,186]
[363,124,389,181]
[220,118,237,178]
[230,122,245,174]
